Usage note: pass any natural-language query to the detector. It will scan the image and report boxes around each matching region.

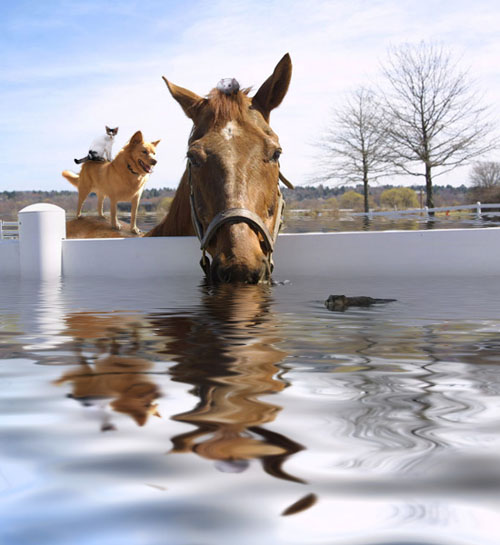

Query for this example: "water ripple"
[2,276,500,544]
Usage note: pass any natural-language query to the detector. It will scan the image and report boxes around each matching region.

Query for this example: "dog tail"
[62,170,79,187]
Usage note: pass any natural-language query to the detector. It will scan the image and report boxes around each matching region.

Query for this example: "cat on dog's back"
[74,126,118,165]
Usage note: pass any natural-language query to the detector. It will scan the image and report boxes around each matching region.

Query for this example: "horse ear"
[252,53,292,121]
[163,77,203,122]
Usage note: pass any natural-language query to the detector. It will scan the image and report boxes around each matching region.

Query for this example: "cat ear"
[152,139,161,147]
[130,131,143,146]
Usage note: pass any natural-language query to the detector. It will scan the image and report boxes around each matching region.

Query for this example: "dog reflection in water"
[151,284,305,483]
[54,312,161,430]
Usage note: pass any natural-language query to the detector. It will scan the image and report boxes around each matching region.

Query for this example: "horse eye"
[271,149,282,162]
[187,151,201,167]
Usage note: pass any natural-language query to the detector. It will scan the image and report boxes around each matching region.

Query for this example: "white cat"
[74,126,119,164]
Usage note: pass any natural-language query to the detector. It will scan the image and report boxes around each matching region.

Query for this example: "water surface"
[1,274,500,545]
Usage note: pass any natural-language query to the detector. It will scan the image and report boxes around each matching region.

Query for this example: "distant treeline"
[0,184,469,202]
[0,184,471,217]
[0,188,177,217]
[281,184,468,202]
[0,188,176,201]
[282,184,470,209]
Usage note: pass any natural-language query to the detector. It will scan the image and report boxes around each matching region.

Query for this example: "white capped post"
[18,203,66,279]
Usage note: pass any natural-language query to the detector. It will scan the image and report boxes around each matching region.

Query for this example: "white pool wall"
[274,228,500,278]
[1,204,500,280]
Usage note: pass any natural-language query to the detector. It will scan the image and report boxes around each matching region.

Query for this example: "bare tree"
[468,161,500,202]
[315,87,392,213]
[380,42,498,209]
[469,161,500,188]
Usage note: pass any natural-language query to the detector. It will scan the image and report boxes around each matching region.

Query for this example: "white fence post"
[476,201,482,219]
[18,203,66,279]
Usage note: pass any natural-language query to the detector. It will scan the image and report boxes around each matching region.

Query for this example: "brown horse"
[145,54,293,283]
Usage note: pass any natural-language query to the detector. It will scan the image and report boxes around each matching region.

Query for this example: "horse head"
[159,54,292,283]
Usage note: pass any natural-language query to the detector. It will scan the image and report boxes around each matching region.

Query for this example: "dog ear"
[163,77,205,123]
[130,131,143,146]
[252,53,292,122]
[152,140,161,147]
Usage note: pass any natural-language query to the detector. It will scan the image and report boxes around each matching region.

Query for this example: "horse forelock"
[209,87,251,125]
[190,88,252,142]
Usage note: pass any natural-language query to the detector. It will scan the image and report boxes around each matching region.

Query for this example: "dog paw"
[131,227,142,235]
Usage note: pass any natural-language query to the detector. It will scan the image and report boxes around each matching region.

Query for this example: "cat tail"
[62,170,79,187]
[74,155,89,164]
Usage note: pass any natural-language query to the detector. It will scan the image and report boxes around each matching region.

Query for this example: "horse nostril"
[217,266,232,283]
[211,258,231,283]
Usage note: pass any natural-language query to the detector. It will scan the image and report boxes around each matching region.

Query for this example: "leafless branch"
[379,41,499,207]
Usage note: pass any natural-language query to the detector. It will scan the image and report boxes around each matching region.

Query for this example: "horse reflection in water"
[151,284,305,483]
[54,312,161,430]
[51,286,304,483]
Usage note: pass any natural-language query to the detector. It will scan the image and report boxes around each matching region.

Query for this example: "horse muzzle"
[187,163,285,283]
[209,255,271,284]
[193,203,278,284]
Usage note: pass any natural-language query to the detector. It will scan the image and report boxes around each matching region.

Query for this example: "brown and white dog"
[62,131,160,234]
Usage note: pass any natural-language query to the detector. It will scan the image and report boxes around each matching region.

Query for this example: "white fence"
[2,203,500,280]
[3,202,500,240]
[351,202,500,219]
[0,219,19,239]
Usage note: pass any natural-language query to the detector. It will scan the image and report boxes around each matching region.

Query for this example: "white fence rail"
[351,202,500,219]
[0,219,19,239]
[3,202,500,240]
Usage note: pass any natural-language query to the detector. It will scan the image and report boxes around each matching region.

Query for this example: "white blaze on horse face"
[219,122,248,207]
[221,121,239,141]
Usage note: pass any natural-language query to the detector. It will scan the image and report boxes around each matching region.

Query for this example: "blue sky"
[1,0,499,191]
